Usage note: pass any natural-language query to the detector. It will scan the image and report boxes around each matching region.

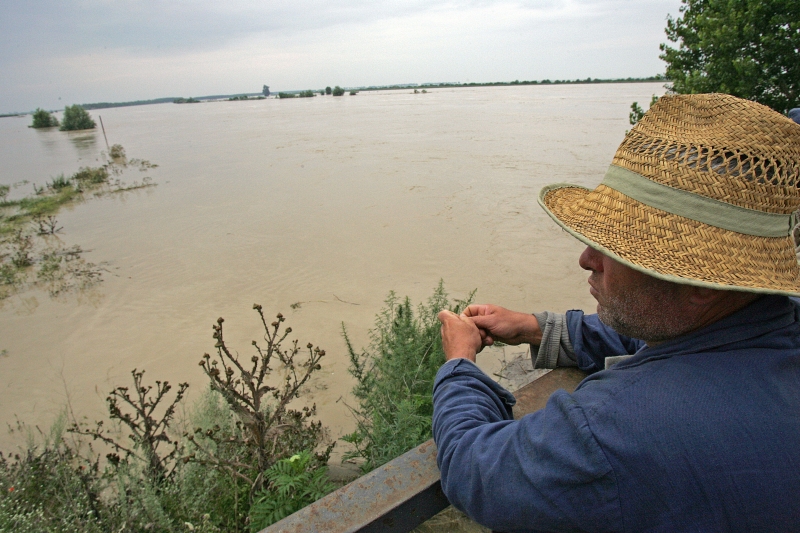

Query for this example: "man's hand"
[438,310,483,362]
[463,304,542,347]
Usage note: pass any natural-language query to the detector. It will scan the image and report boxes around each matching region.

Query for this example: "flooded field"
[0,82,665,452]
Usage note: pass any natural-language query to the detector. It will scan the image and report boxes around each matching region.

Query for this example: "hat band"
[601,165,794,238]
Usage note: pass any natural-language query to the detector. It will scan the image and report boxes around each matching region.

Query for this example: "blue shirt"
[433,295,800,532]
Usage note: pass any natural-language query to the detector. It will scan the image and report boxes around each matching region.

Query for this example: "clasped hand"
[437,304,542,362]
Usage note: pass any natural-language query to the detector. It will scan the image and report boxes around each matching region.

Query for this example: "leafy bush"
[30,108,58,128]
[278,93,296,99]
[342,281,474,472]
[349,91,357,96]
[248,451,334,530]
[59,105,96,131]
[325,86,332,95]
[298,90,315,98]
[332,86,345,96]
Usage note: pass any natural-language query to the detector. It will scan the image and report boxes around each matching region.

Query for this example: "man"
[433,93,800,532]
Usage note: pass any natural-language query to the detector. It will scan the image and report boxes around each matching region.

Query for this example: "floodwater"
[0,83,665,453]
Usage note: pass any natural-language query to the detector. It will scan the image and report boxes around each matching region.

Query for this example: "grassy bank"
[0,144,157,301]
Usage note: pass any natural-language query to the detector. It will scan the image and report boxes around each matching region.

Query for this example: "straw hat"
[538,93,800,296]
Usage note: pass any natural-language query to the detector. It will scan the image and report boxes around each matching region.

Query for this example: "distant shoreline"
[3,76,667,116]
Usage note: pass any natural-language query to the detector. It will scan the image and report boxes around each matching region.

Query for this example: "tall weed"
[342,281,474,472]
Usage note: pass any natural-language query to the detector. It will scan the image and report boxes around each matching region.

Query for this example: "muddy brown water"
[0,83,665,455]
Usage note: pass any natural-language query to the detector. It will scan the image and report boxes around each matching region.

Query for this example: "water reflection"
[67,131,98,155]
[33,126,61,153]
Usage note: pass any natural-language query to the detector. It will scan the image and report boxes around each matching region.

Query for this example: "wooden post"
[99,115,109,150]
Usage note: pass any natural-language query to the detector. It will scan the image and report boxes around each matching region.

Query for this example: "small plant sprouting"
[190,307,332,497]
[35,215,63,235]
[69,369,189,483]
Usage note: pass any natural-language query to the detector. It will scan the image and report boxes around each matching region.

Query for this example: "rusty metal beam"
[260,367,586,533]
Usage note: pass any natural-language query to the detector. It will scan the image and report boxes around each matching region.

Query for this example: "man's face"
[578,246,693,343]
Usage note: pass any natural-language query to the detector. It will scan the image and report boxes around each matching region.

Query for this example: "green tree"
[659,0,800,113]
[325,86,332,95]
[59,105,96,131]
[332,86,345,96]
[30,108,59,128]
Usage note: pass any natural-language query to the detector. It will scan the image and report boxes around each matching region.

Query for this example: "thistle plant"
[69,369,188,484]
[189,306,332,496]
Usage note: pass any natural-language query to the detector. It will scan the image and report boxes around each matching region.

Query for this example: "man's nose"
[579,246,604,272]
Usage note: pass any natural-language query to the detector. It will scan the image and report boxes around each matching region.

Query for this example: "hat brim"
[539,183,800,297]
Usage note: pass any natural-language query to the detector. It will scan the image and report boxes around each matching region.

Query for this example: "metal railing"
[261,367,586,533]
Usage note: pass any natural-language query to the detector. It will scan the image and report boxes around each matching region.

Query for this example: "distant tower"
[262,85,270,97]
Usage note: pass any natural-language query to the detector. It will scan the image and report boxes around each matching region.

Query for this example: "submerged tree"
[30,108,59,128]
[60,105,96,131]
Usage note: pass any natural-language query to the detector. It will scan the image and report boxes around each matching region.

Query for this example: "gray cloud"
[0,0,680,112]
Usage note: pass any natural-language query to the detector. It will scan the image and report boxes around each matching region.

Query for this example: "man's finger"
[462,304,489,318]
[438,309,457,324]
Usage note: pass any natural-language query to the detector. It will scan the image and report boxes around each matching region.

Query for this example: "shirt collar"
[618,295,796,366]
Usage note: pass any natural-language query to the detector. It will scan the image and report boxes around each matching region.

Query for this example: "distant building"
[262,85,270,97]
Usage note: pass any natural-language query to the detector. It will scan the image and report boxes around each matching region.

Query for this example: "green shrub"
[278,92,296,99]
[30,108,59,128]
[325,86,332,95]
[47,174,72,191]
[349,91,357,96]
[59,105,96,131]
[342,281,474,472]
[248,451,334,530]
[0,185,9,201]
[298,90,315,98]
[332,86,345,96]
[72,167,109,185]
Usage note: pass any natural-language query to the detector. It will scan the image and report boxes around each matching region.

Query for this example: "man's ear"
[687,286,722,306]
[688,286,758,309]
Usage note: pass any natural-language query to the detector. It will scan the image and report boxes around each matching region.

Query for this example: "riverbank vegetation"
[0,307,333,532]
[59,105,96,131]
[0,282,476,530]
[0,145,157,301]
[342,281,473,472]
[30,109,59,128]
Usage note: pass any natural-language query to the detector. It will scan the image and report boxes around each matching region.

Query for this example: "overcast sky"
[0,0,681,113]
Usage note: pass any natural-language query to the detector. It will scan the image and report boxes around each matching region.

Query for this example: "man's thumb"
[438,310,456,324]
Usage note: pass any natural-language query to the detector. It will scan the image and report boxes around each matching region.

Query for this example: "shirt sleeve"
[566,310,646,372]
[433,359,622,533]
